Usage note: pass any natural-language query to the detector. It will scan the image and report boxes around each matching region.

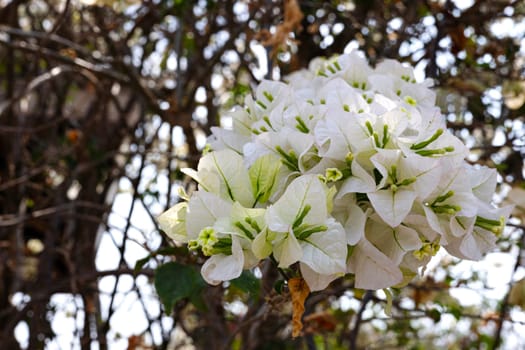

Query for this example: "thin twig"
[0,36,129,82]
[492,229,525,349]
[349,290,373,350]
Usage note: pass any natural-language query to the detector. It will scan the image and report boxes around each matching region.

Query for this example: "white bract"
[158,52,511,292]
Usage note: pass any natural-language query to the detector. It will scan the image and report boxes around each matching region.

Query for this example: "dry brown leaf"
[304,311,337,334]
[508,278,525,310]
[260,0,304,57]
[288,277,310,338]
[59,48,77,59]
[448,24,467,54]
[66,129,83,144]
[127,334,152,350]
[410,277,449,307]
[481,311,500,326]
[307,22,319,34]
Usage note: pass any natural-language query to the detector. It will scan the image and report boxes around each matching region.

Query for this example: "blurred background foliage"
[0,0,524,349]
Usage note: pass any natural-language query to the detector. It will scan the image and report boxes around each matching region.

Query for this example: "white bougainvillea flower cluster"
[158,52,512,292]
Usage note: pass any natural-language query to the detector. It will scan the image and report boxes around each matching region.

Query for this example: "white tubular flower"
[398,116,468,162]
[368,149,440,227]
[336,158,377,196]
[421,162,478,235]
[314,109,373,161]
[188,198,265,285]
[370,59,435,110]
[244,127,316,173]
[243,81,293,135]
[318,78,370,113]
[201,236,244,285]
[336,51,373,88]
[281,100,325,135]
[445,204,513,260]
[230,105,258,136]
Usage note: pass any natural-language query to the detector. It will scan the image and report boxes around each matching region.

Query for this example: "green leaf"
[479,334,495,347]
[134,255,151,274]
[448,305,462,321]
[230,270,261,299]
[427,308,441,323]
[154,262,206,312]
[274,279,286,294]
[232,83,250,97]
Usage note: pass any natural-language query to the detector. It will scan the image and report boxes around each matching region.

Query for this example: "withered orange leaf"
[288,277,310,338]
[304,311,337,333]
[260,0,304,57]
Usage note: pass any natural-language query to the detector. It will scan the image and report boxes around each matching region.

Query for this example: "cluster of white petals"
[158,52,511,292]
